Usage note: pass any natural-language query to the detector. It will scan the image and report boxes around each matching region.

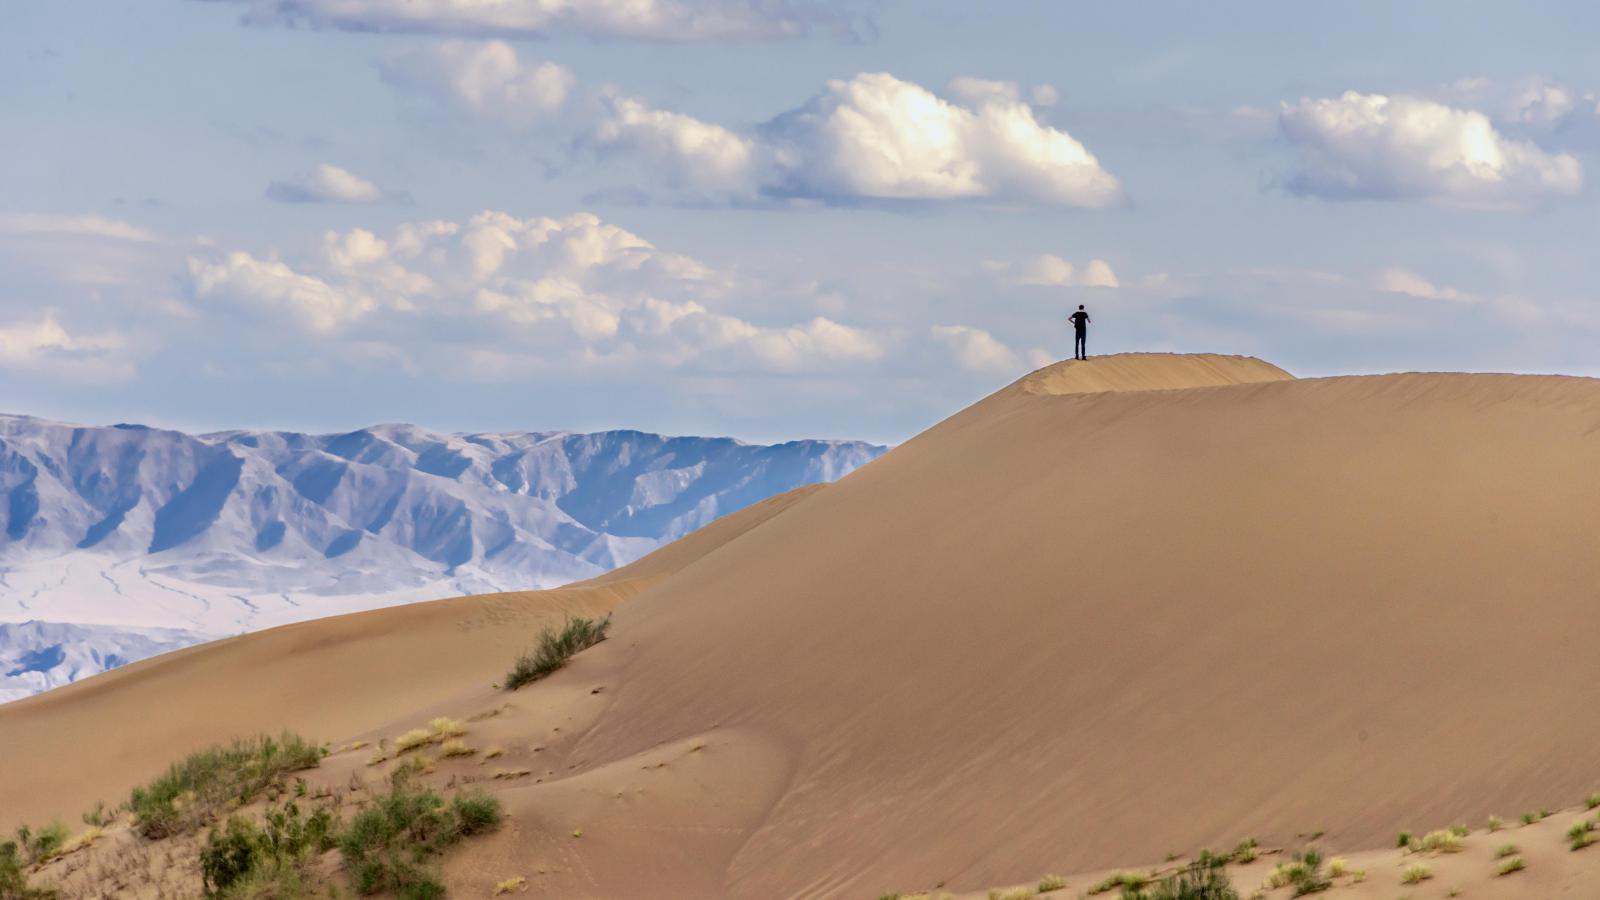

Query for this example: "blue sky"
[3,0,1599,443]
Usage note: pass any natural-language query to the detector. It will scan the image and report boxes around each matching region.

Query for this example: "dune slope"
[16,353,1600,900]
[562,358,1600,896]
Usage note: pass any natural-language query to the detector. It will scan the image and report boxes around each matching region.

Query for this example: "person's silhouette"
[1068,304,1091,360]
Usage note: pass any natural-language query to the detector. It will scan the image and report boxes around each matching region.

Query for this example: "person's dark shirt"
[1069,310,1090,332]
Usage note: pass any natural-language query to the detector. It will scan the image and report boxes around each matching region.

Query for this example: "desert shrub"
[129,732,323,839]
[1395,830,1413,849]
[0,840,57,900]
[494,876,528,895]
[1400,863,1432,885]
[1494,842,1518,858]
[13,823,68,865]
[80,802,112,828]
[1088,872,1147,895]
[1227,838,1257,864]
[439,739,474,758]
[1568,818,1596,850]
[1261,850,1330,896]
[1125,859,1239,900]
[1038,873,1067,892]
[340,785,502,897]
[1588,793,1600,811]
[200,800,339,898]
[1496,856,1525,876]
[1448,823,1469,837]
[1521,811,1538,825]
[987,889,1033,900]
[1325,857,1346,877]
[429,718,465,739]
[1486,815,1503,832]
[394,729,434,753]
[1418,829,1463,853]
[504,615,612,690]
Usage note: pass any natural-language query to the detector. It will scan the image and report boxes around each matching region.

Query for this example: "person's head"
[1078,304,1085,310]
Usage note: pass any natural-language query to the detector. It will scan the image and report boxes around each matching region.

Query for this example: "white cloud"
[1278,91,1583,209]
[0,313,132,382]
[266,164,389,204]
[1375,267,1476,303]
[184,211,882,375]
[378,41,574,126]
[591,72,1121,206]
[224,0,868,42]
[590,94,758,191]
[930,324,1023,374]
[1004,254,1120,288]
[0,213,157,242]
[1029,84,1059,108]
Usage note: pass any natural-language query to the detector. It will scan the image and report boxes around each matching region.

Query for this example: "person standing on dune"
[1069,305,1091,360]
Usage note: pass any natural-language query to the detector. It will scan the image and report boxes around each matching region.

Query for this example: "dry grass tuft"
[394,729,434,753]
[493,875,528,895]
[483,747,504,760]
[1400,863,1432,885]
[1418,829,1463,853]
[430,717,466,739]
[492,768,532,780]
[1497,856,1525,876]
[987,888,1034,900]
[440,739,476,758]
[1326,857,1347,877]
[1037,873,1067,892]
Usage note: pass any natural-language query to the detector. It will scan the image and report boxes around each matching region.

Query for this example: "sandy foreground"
[9,352,1600,898]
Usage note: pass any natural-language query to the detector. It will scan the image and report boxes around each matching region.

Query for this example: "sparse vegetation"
[1400,863,1432,885]
[504,615,612,690]
[12,823,68,865]
[430,718,465,739]
[1418,829,1463,853]
[1568,818,1596,850]
[1395,830,1413,849]
[1494,842,1518,858]
[199,800,338,898]
[1325,857,1346,878]
[1496,856,1525,876]
[1087,871,1148,895]
[1260,849,1330,896]
[1037,873,1067,892]
[1588,792,1600,811]
[493,876,528,895]
[0,840,57,900]
[340,784,502,898]
[394,729,435,753]
[1448,823,1469,837]
[440,739,475,758]
[1487,815,1503,832]
[128,732,323,839]
[987,888,1033,900]
[1228,839,1257,864]
[1521,811,1538,825]
[1126,859,1239,900]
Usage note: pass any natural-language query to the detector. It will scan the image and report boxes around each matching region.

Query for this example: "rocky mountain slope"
[0,414,882,698]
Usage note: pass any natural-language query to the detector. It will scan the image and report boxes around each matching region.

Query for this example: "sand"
[13,353,1600,899]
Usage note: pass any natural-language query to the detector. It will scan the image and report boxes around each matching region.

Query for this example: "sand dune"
[14,353,1600,899]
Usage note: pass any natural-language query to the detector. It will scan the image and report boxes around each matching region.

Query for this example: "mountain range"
[0,414,883,700]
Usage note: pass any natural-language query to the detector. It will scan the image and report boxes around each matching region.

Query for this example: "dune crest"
[1017,351,1294,396]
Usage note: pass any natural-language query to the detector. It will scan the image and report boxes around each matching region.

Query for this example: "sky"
[3,1,1599,444]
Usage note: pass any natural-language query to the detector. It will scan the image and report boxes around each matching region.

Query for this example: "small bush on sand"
[1325,857,1347,878]
[504,616,611,690]
[1588,793,1600,811]
[1088,872,1147,894]
[1568,819,1596,850]
[1038,874,1067,892]
[1495,842,1519,858]
[1400,863,1432,885]
[129,733,323,839]
[1134,858,1239,900]
[429,718,465,739]
[494,877,528,895]
[987,888,1033,900]
[0,840,56,899]
[1496,856,1525,876]
[1395,831,1413,849]
[1521,811,1538,825]
[1227,838,1257,864]
[1419,829,1463,853]
[13,823,68,864]
[199,800,338,899]
[340,785,502,897]
[440,739,475,758]
[1487,815,1504,832]
[394,729,434,753]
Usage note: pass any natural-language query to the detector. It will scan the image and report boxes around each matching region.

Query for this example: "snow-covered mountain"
[0,620,212,702]
[0,414,885,699]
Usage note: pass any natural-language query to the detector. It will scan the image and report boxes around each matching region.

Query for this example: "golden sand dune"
[13,353,1600,899]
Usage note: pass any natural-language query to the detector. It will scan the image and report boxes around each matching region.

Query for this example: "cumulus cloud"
[1278,91,1583,209]
[1375,267,1476,303]
[221,0,869,42]
[185,211,882,374]
[266,164,390,204]
[378,40,575,126]
[590,72,1121,206]
[0,313,132,382]
[930,324,1025,374]
[1003,254,1120,288]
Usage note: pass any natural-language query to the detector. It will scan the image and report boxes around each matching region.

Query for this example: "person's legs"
[1075,332,1086,360]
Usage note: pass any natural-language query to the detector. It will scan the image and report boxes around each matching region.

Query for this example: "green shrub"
[504,616,611,690]
[1395,830,1413,849]
[340,785,503,896]
[200,800,339,898]
[1495,843,1519,858]
[1486,815,1503,832]
[1400,863,1432,885]
[1125,859,1239,899]
[1496,856,1525,876]
[1260,850,1330,896]
[1227,838,1257,864]
[129,732,323,839]
[13,823,68,864]
[1568,819,1596,850]
[1088,872,1147,895]
[1418,829,1463,853]
[1588,793,1600,811]
[0,840,57,899]
[1038,873,1068,892]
